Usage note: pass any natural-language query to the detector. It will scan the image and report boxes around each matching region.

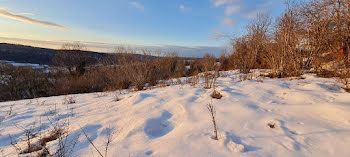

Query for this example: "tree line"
[0,42,217,101]
[220,0,349,77]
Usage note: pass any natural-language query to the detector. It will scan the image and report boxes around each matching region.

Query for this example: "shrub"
[63,96,76,104]
[317,69,340,78]
[339,69,350,92]
[203,72,215,89]
[0,63,52,101]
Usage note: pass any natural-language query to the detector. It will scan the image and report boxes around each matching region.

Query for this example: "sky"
[0,0,286,57]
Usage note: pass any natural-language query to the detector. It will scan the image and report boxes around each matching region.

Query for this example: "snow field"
[1,71,350,156]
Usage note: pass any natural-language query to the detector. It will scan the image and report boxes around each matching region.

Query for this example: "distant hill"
[0,43,110,65]
[0,43,197,66]
[0,43,57,65]
[0,43,151,66]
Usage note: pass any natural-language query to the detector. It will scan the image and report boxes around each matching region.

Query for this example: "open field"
[1,71,349,157]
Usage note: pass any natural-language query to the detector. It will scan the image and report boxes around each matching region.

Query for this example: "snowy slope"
[1,71,350,157]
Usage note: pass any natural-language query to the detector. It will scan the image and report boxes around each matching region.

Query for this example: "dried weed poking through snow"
[81,126,116,157]
[207,102,218,140]
[267,122,276,129]
[63,96,76,104]
[211,90,223,99]
[113,93,120,102]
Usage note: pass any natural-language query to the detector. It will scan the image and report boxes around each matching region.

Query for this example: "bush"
[317,69,340,78]
[225,0,350,77]
[339,69,350,92]
[0,48,193,101]
[0,63,53,101]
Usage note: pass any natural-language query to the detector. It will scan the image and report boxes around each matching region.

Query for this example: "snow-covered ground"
[1,70,350,157]
[0,60,49,69]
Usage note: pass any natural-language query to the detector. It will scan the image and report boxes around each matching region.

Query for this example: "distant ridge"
[0,43,199,66]
[0,43,58,65]
[0,43,113,65]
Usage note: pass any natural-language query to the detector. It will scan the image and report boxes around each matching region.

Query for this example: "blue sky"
[0,0,286,57]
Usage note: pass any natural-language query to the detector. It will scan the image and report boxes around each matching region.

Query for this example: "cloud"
[225,5,240,15]
[210,28,226,40]
[0,8,67,29]
[222,18,236,26]
[130,2,145,11]
[179,4,185,11]
[244,9,268,19]
[159,45,224,57]
[18,12,35,16]
[212,0,269,19]
[213,0,240,7]
[227,5,267,18]
[179,4,191,12]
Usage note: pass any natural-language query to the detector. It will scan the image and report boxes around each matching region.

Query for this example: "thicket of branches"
[0,43,217,101]
[222,0,350,77]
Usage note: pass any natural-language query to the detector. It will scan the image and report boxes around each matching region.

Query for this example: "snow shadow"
[280,82,291,89]
[144,111,173,139]
[133,93,157,104]
[278,120,302,150]
[145,150,153,155]
[317,83,342,93]
[221,87,244,96]
[55,113,75,121]
[246,103,260,110]
[187,88,205,103]
[0,116,4,123]
[0,130,26,147]
[40,110,57,117]
[225,132,261,152]
[11,115,33,121]
[0,104,11,109]
[73,124,102,151]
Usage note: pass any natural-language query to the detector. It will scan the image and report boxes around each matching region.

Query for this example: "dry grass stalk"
[207,102,218,140]
[64,96,76,104]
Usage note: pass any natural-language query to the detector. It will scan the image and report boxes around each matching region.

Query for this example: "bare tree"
[52,42,88,76]
[219,50,230,71]
[229,13,272,73]
[299,0,334,70]
[231,36,252,73]
[272,0,303,77]
[331,0,350,67]
[246,13,272,69]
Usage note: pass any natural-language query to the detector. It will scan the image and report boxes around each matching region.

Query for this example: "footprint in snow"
[145,150,153,155]
[144,111,173,139]
[0,116,4,123]
[227,141,245,152]
[225,132,261,152]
